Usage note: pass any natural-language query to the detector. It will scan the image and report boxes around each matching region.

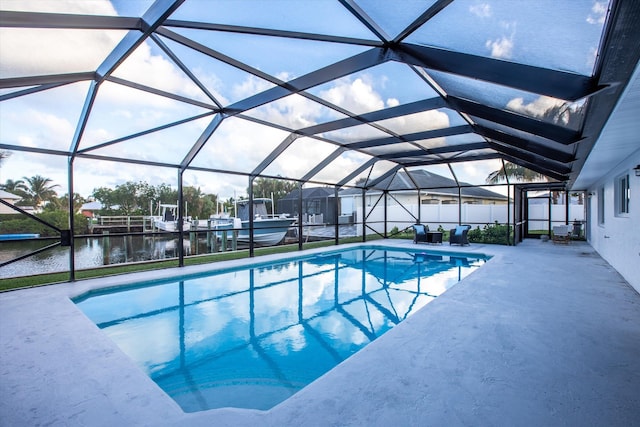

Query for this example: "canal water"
[0,235,215,279]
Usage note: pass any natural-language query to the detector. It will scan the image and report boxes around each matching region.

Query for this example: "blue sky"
[0,0,609,200]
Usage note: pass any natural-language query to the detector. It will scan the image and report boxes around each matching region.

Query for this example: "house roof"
[340,170,507,200]
[0,190,21,200]
[280,187,335,201]
[80,201,103,211]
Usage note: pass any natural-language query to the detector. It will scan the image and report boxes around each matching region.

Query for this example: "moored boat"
[212,198,295,246]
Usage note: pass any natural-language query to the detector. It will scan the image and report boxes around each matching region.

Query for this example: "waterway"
[0,235,214,279]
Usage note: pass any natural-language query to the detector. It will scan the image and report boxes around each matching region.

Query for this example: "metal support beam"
[297,183,303,251]
[0,11,141,30]
[0,72,96,90]
[300,147,346,182]
[248,176,255,257]
[485,141,572,175]
[96,0,185,82]
[150,33,224,108]
[0,82,73,102]
[336,158,377,187]
[106,76,219,110]
[69,80,99,154]
[383,191,388,238]
[475,126,575,162]
[67,157,75,281]
[361,188,366,242]
[163,19,382,47]
[180,114,223,169]
[458,186,462,225]
[378,142,489,160]
[449,97,582,145]
[366,164,403,189]
[397,43,600,101]
[402,153,502,168]
[78,111,216,154]
[298,97,447,136]
[393,0,453,43]
[345,125,472,149]
[226,47,391,113]
[252,133,299,176]
[334,186,339,245]
[498,154,568,182]
[177,169,184,266]
[339,0,390,42]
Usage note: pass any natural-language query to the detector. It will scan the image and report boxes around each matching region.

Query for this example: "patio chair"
[411,224,429,244]
[552,225,571,244]
[449,225,471,246]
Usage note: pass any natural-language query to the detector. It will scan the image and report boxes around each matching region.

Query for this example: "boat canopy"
[236,199,272,221]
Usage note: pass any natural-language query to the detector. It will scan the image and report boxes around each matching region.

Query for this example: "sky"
[0,0,609,201]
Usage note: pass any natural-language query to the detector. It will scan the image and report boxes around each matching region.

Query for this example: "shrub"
[467,221,512,245]
[0,212,88,236]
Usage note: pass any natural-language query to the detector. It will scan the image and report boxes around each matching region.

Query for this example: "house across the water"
[278,170,507,225]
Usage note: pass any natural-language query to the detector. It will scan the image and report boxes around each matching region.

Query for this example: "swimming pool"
[74,245,489,413]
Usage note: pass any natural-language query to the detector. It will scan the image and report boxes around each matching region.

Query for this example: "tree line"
[1,175,299,219]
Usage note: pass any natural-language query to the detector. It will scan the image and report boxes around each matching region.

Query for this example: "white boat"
[151,203,211,232]
[213,198,296,247]
[151,204,188,232]
[151,199,294,246]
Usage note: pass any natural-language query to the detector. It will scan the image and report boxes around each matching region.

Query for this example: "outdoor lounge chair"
[412,224,429,244]
[552,225,571,244]
[449,225,471,246]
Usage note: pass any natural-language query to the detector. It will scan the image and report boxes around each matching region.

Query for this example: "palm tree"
[0,150,11,181]
[0,150,10,165]
[22,175,60,208]
[485,162,547,184]
[1,178,29,196]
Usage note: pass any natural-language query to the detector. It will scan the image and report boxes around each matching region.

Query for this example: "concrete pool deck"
[1,239,639,427]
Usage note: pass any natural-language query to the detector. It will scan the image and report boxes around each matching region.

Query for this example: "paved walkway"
[1,239,639,426]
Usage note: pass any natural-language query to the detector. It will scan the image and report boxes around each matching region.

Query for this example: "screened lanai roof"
[1,0,639,195]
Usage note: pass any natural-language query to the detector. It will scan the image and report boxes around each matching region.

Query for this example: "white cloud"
[485,35,514,59]
[507,95,585,127]
[0,0,122,78]
[453,159,505,189]
[0,27,124,78]
[469,3,492,18]
[2,108,75,151]
[245,93,324,129]
[506,95,564,119]
[587,2,607,25]
[0,0,117,15]
[112,42,210,103]
[484,21,516,60]
[319,76,385,115]
[386,98,400,108]
[232,75,274,101]
[377,110,450,135]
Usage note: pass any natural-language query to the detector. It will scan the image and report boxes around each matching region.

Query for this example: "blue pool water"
[74,246,489,413]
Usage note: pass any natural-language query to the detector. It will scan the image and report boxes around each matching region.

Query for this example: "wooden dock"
[88,216,152,234]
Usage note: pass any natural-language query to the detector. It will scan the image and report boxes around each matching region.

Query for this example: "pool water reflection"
[74,246,488,412]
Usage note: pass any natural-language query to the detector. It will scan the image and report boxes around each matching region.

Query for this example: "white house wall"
[587,151,640,293]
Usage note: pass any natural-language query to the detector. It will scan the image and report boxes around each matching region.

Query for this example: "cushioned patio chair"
[411,224,429,244]
[449,225,471,246]
[552,225,571,244]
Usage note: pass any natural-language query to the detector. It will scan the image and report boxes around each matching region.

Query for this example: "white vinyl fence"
[354,203,584,236]
[526,204,586,231]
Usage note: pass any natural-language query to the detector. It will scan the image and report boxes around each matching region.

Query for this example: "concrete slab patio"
[1,239,639,427]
